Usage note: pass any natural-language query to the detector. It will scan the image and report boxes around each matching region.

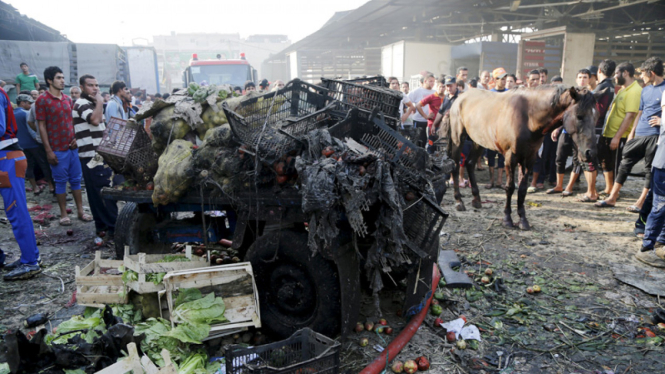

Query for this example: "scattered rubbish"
[611,262,665,296]
[526,201,542,207]
[438,250,473,288]
[23,313,49,328]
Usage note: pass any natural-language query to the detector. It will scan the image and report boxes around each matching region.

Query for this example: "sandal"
[594,200,615,208]
[562,191,574,197]
[78,213,94,222]
[627,205,641,213]
[59,217,72,226]
[26,186,33,192]
[527,186,537,193]
[577,195,598,203]
[546,188,562,194]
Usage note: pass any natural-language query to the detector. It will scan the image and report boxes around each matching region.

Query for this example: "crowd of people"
[0,62,143,281]
[387,57,664,267]
[0,56,664,282]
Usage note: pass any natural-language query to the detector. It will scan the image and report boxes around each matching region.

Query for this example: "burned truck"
[99,77,452,339]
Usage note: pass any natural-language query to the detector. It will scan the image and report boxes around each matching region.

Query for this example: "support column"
[561,32,596,86]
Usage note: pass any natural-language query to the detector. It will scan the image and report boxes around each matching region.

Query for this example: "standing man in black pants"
[596,57,665,211]
[73,74,118,240]
[407,73,435,148]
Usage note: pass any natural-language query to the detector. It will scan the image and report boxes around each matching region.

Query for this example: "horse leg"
[517,163,531,230]
[503,153,516,228]
[450,142,466,211]
[466,144,484,209]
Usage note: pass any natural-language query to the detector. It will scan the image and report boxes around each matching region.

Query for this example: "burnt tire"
[114,202,168,258]
[245,230,341,339]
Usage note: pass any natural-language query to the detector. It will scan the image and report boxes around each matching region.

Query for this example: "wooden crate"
[75,251,127,307]
[123,245,209,293]
[163,263,261,335]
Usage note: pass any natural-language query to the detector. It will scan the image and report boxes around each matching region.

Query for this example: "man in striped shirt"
[73,74,118,239]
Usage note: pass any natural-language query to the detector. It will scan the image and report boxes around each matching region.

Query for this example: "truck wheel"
[245,230,341,339]
[114,202,167,258]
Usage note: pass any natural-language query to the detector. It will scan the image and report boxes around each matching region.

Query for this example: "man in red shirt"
[416,78,445,153]
[35,66,92,226]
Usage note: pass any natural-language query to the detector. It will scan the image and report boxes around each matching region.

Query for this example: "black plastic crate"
[320,78,402,123]
[402,194,448,258]
[341,75,388,88]
[279,104,337,139]
[225,328,340,374]
[98,117,156,180]
[222,79,329,148]
[359,111,429,188]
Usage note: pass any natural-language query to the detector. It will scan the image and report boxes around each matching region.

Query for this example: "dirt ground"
[1,168,664,374]
[342,170,665,374]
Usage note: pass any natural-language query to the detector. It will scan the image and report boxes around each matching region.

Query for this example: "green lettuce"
[172,293,227,326]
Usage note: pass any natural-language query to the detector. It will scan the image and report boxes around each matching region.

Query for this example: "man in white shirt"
[478,70,491,90]
[388,77,415,129]
[406,73,435,147]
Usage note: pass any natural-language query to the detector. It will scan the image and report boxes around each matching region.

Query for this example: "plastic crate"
[359,111,430,188]
[341,75,388,88]
[279,104,337,139]
[402,194,448,258]
[222,79,329,148]
[320,78,402,122]
[98,117,156,179]
[225,328,340,374]
[398,126,426,149]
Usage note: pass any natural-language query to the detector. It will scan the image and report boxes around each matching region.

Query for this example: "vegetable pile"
[6,290,227,373]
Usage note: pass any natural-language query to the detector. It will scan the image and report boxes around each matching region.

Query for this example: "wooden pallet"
[75,251,127,307]
[123,245,209,293]
[163,263,261,335]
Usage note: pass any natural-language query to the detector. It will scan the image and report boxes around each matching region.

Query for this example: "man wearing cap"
[258,79,270,92]
[0,86,42,280]
[14,94,49,196]
[485,68,508,189]
[587,66,599,91]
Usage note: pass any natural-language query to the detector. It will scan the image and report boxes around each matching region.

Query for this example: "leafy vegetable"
[172,293,228,326]
[112,304,143,325]
[46,310,106,345]
[134,318,186,366]
[120,256,191,285]
[164,322,210,344]
[176,288,203,307]
[177,353,207,374]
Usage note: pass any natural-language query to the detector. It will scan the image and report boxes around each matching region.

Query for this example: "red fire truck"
[182,53,257,88]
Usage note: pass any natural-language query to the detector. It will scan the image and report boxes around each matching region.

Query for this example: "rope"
[374,328,391,374]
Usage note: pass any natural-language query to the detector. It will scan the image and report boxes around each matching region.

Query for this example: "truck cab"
[182,53,257,88]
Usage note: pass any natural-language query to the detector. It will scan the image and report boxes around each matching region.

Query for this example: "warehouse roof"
[0,1,69,42]
[279,0,665,54]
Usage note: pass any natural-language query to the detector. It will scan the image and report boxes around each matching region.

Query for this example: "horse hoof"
[455,203,466,212]
[502,218,514,228]
[519,220,531,231]
[472,200,482,209]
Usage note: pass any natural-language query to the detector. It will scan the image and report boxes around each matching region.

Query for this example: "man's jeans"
[642,167,665,249]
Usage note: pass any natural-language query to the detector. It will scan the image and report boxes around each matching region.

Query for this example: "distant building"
[152,32,291,92]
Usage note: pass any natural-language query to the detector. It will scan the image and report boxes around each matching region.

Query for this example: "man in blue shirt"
[596,57,665,211]
[14,94,45,195]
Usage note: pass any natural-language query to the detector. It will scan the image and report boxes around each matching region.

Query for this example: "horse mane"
[572,87,596,116]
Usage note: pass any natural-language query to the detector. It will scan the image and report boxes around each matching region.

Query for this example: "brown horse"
[445,85,599,230]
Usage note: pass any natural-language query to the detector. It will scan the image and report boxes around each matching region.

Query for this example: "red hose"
[360,263,441,374]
